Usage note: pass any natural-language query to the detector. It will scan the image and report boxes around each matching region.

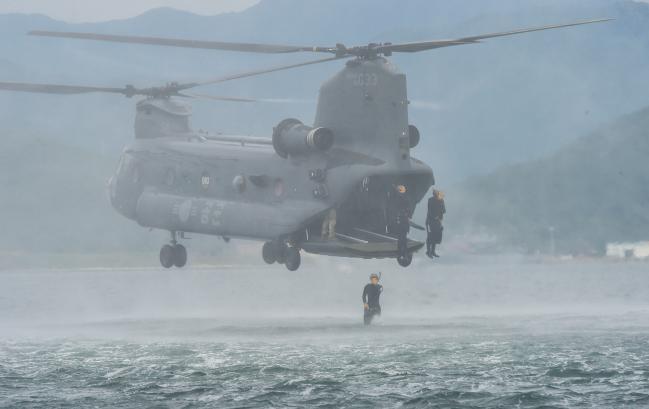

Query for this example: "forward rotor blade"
[378,18,613,53]
[0,81,126,95]
[29,30,333,54]
[31,18,611,58]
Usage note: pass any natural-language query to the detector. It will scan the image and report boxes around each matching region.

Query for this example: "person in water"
[426,189,446,258]
[362,273,383,325]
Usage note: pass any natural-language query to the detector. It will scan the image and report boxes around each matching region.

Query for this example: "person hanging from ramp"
[426,189,446,258]
[362,273,383,325]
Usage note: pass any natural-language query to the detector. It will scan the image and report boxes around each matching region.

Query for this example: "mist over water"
[2,258,649,335]
[0,1,648,408]
[2,260,649,407]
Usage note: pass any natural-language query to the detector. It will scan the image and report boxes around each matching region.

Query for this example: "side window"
[201,172,211,191]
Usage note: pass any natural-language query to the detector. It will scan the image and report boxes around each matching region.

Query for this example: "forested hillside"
[450,107,649,254]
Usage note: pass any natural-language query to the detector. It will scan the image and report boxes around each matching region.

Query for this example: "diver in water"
[362,273,383,325]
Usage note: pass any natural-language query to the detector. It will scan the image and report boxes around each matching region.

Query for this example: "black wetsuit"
[392,193,411,259]
[362,283,383,325]
[426,197,446,256]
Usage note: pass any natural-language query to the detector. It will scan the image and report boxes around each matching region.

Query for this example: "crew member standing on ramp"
[321,208,337,240]
[392,185,412,262]
[362,273,383,325]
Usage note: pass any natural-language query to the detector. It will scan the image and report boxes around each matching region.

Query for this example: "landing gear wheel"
[284,247,301,271]
[275,242,289,264]
[160,244,175,269]
[173,244,187,268]
[262,242,276,264]
[397,253,413,267]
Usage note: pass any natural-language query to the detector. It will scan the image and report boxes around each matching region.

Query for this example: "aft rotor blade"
[378,18,613,53]
[179,92,257,103]
[0,81,126,95]
[178,55,346,90]
[0,56,344,99]
[29,30,334,54]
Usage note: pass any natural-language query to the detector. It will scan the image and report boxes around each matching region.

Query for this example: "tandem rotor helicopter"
[1,18,609,270]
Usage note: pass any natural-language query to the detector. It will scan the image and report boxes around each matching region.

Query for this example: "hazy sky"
[0,0,260,23]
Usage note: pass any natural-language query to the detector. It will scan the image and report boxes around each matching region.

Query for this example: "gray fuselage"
[108,57,434,257]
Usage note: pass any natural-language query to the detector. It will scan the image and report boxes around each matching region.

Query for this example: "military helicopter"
[1,18,609,270]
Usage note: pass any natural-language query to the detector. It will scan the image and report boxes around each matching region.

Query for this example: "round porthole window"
[274,179,285,198]
[201,172,211,190]
[232,174,246,192]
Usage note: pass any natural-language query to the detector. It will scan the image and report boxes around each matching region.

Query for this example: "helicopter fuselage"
[108,57,434,259]
[109,136,432,237]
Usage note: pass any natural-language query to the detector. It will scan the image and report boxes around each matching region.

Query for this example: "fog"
[2,258,648,342]
[1,2,648,407]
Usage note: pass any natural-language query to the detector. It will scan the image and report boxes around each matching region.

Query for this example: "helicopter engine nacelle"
[408,125,420,148]
[272,118,334,158]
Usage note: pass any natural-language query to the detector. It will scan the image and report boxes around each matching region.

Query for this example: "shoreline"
[1,251,647,272]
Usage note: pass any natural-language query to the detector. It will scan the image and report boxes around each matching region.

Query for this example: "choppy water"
[1,259,649,408]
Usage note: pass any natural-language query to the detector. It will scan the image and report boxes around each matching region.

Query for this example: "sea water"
[1,258,648,408]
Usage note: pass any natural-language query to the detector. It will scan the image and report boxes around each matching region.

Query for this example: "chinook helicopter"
[1,18,609,270]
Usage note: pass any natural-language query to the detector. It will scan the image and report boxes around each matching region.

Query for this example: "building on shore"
[606,242,649,260]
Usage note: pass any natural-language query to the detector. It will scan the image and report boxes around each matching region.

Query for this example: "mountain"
[449,106,649,255]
